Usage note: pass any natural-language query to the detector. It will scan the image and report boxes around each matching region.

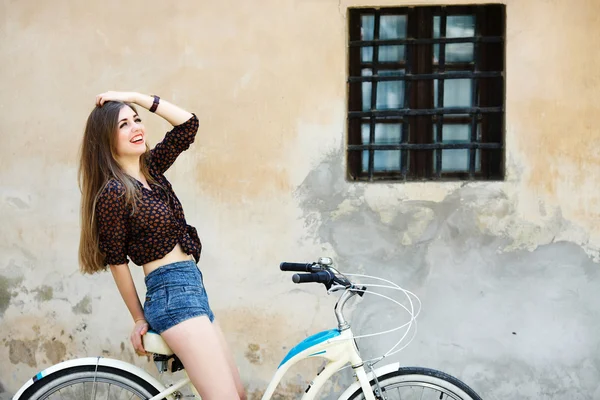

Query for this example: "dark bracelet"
[149,95,160,113]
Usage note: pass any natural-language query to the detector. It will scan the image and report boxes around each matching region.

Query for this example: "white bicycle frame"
[260,327,376,400]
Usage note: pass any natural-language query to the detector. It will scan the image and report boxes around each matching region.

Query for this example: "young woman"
[78,91,246,400]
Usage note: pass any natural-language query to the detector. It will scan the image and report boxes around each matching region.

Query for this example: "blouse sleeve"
[96,182,129,266]
[148,114,199,175]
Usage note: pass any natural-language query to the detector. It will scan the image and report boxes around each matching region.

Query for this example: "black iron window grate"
[347,5,506,181]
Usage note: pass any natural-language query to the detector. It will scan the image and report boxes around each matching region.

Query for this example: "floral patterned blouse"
[96,114,201,266]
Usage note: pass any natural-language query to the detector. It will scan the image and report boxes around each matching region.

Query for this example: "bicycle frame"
[261,327,376,400]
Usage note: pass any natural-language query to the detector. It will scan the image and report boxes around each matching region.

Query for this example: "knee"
[238,390,247,400]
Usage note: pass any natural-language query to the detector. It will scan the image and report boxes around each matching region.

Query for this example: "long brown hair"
[78,101,159,274]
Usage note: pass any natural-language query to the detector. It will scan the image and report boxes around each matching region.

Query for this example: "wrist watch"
[149,95,160,113]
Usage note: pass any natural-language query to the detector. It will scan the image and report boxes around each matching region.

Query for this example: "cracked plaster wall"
[1,0,600,399]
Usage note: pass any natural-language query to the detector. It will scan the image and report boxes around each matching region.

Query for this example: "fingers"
[131,334,146,355]
[95,92,109,107]
[95,91,117,107]
[95,91,134,107]
[130,323,149,356]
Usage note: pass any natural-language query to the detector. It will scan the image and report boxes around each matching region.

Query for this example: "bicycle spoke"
[361,382,473,400]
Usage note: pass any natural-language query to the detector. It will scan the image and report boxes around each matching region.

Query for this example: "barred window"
[347,5,505,181]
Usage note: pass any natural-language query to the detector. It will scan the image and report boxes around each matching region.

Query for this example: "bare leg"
[161,316,240,400]
[214,320,247,400]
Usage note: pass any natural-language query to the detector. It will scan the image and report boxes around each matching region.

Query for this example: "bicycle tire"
[347,367,483,400]
[21,365,161,400]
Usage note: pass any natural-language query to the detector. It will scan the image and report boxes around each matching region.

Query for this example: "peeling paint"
[42,339,66,365]
[72,295,92,314]
[0,277,12,316]
[7,339,38,367]
[0,275,23,316]
[34,285,53,302]
[245,343,263,365]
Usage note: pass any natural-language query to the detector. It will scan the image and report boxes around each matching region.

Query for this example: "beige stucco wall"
[2,0,600,398]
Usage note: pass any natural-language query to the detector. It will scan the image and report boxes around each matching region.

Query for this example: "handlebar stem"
[334,289,357,331]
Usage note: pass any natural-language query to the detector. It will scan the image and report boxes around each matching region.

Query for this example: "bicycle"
[13,257,483,400]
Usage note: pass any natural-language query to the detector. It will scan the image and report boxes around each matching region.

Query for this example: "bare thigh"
[214,320,246,400]
[161,316,240,400]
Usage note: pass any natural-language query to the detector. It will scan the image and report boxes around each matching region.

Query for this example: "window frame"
[347,5,506,182]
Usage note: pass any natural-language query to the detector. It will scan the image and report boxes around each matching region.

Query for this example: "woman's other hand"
[130,319,149,356]
[96,91,139,107]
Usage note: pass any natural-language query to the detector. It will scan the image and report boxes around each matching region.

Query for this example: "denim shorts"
[143,260,215,334]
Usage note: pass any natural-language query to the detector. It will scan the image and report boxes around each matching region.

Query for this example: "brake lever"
[327,284,347,294]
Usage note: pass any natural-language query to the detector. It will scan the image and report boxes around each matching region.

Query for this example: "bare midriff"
[143,243,194,276]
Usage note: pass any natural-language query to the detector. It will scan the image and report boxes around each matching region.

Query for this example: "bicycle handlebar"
[281,259,367,330]
[281,259,353,291]
[280,262,315,272]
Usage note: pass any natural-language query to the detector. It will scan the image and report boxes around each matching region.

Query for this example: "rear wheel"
[23,365,160,400]
[348,367,483,400]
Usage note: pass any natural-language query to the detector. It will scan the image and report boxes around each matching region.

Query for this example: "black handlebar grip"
[280,262,313,272]
[292,273,314,283]
[292,271,334,285]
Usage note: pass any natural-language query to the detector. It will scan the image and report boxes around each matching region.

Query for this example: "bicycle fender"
[336,362,401,400]
[12,356,173,400]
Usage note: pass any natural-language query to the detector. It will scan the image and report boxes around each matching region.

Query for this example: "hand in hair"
[96,91,138,107]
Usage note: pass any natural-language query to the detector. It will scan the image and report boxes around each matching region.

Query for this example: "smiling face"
[114,105,146,159]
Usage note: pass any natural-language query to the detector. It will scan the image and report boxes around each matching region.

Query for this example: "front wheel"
[348,367,483,400]
[20,365,160,400]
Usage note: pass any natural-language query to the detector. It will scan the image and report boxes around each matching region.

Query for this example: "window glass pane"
[379,15,407,39]
[374,150,401,171]
[362,150,369,172]
[361,15,374,62]
[360,150,405,172]
[446,44,474,63]
[441,149,469,171]
[445,79,472,107]
[447,16,475,38]
[435,79,472,108]
[379,15,407,62]
[433,149,481,172]
[376,70,405,110]
[362,69,372,111]
[362,123,402,144]
[379,46,405,62]
[362,47,374,62]
[444,124,470,142]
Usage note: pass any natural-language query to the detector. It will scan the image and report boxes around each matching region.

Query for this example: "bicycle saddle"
[142,330,174,356]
